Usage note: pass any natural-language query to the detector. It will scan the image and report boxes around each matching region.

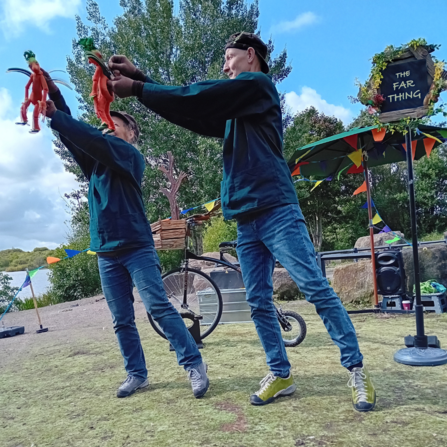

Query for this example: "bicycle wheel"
[279,310,307,347]
[147,268,223,340]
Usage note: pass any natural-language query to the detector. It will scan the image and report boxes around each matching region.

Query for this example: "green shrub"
[48,234,102,302]
[0,272,20,314]
[15,291,61,311]
[203,216,238,253]
[157,250,184,273]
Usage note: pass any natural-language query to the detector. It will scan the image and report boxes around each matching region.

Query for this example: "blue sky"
[0,0,446,251]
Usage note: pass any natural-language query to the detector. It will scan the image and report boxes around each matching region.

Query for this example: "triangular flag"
[438,130,447,139]
[369,147,379,160]
[379,225,391,233]
[402,140,417,160]
[386,236,400,244]
[295,149,312,164]
[347,150,362,167]
[325,175,333,181]
[420,131,443,144]
[372,128,386,142]
[347,164,364,174]
[320,160,327,172]
[372,213,382,225]
[87,250,97,255]
[65,249,81,258]
[291,161,309,176]
[423,138,436,158]
[337,165,350,180]
[22,274,31,289]
[204,201,215,212]
[47,257,61,264]
[361,200,375,209]
[181,207,194,215]
[353,181,367,196]
[310,180,323,191]
[29,268,39,279]
[343,134,358,150]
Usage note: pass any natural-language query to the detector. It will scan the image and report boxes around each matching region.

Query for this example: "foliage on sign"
[351,38,447,134]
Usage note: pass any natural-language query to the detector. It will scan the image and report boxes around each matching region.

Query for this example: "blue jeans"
[98,245,202,380]
[236,204,363,377]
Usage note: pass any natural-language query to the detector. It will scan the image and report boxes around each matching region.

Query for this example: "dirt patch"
[215,402,247,433]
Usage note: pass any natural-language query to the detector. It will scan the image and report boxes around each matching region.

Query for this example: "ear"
[247,47,257,64]
[128,128,136,144]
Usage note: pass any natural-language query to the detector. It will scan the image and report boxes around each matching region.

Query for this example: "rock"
[332,260,374,304]
[355,232,405,249]
[188,251,238,270]
[402,243,447,292]
[272,268,301,300]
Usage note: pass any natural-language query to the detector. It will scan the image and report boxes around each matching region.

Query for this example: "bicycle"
[147,216,307,347]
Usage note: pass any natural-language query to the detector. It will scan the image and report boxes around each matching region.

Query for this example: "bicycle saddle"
[219,240,237,248]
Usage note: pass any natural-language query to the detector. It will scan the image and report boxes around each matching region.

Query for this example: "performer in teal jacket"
[108,32,376,411]
[43,70,209,400]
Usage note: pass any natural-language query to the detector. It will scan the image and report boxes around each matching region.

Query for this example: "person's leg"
[236,220,291,377]
[98,254,149,397]
[120,245,208,397]
[237,218,295,405]
[256,204,363,369]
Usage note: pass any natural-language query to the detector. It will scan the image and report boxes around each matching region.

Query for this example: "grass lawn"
[1,299,447,447]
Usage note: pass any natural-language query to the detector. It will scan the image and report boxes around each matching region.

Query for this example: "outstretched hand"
[45,100,57,118]
[108,55,138,79]
[107,72,134,98]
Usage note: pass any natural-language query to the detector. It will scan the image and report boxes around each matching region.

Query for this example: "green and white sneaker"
[250,372,296,406]
[347,367,376,412]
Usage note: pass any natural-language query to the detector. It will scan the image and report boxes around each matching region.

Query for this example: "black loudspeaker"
[375,250,406,295]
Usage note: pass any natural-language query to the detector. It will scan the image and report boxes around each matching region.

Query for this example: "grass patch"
[1,302,447,446]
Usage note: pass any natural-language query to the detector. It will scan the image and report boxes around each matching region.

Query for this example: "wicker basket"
[151,220,187,250]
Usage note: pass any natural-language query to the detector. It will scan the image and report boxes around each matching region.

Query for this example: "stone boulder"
[272,268,302,300]
[355,232,405,249]
[402,243,447,292]
[332,260,374,304]
[188,251,238,270]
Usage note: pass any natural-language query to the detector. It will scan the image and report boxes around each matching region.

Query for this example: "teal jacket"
[50,90,153,252]
[138,71,298,220]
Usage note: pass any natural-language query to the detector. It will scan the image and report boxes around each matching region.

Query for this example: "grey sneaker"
[188,363,209,398]
[117,375,149,398]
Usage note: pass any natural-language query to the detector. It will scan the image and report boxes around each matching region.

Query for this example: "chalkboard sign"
[380,59,430,114]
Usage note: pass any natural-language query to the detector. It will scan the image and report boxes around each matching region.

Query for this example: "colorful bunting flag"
[47,257,61,264]
[353,181,367,196]
[204,201,216,212]
[87,250,97,255]
[326,175,333,181]
[337,165,350,180]
[439,130,447,139]
[423,138,436,158]
[310,180,323,191]
[379,225,391,233]
[402,140,417,161]
[347,164,364,174]
[372,128,386,142]
[348,150,362,168]
[65,249,81,258]
[420,131,443,144]
[291,161,309,176]
[295,149,312,164]
[361,200,375,209]
[181,207,194,215]
[29,268,39,279]
[343,134,358,150]
[22,274,31,289]
[320,160,327,172]
[372,214,382,225]
[386,236,400,244]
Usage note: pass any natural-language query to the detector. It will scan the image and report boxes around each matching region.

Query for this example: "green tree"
[57,0,291,226]
[0,273,19,314]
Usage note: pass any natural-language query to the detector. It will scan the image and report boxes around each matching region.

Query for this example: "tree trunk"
[309,212,323,252]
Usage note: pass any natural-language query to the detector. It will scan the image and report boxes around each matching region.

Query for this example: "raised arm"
[41,69,96,179]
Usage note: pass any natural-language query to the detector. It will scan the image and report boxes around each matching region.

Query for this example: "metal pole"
[363,158,379,307]
[405,128,427,348]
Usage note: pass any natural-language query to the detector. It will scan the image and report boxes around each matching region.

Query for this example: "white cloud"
[0,88,80,251]
[285,87,353,123]
[0,0,81,37]
[270,12,320,35]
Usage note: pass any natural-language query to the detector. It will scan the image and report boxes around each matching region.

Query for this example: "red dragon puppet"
[78,38,115,133]
[7,51,72,134]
